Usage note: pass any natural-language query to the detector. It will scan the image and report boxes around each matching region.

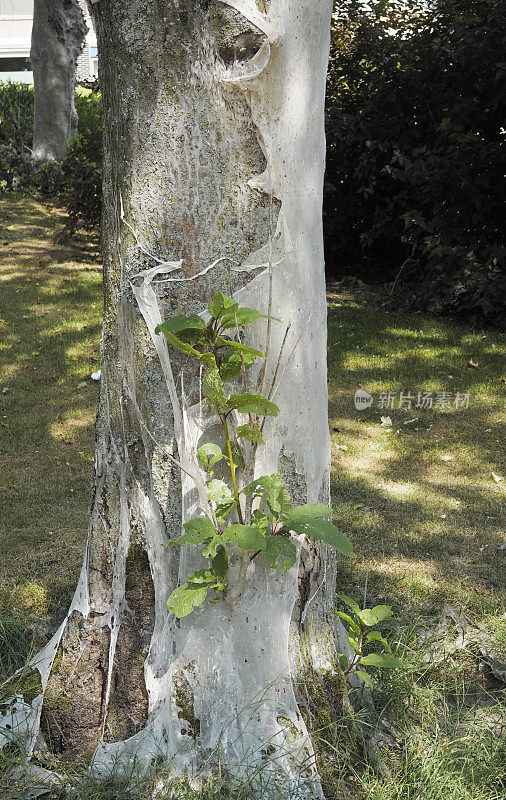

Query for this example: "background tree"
[30,0,88,161]
[2,1,352,794]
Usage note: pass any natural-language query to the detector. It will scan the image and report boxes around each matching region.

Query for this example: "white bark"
[1,2,352,797]
[30,0,88,161]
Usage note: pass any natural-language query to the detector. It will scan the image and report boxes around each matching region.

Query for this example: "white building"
[0,0,97,84]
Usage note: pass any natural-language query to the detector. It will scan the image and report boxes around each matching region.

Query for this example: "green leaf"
[334,610,362,638]
[156,330,215,365]
[365,631,391,651]
[266,485,293,519]
[242,475,292,520]
[223,523,266,551]
[174,516,216,546]
[236,423,265,446]
[202,536,223,559]
[212,545,228,582]
[359,653,403,669]
[197,443,224,474]
[216,338,265,360]
[209,292,238,320]
[215,497,235,524]
[207,479,233,506]
[155,314,206,340]
[188,569,215,584]
[167,582,208,618]
[282,503,331,531]
[302,520,356,558]
[219,350,245,380]
[220,307,280,329]
[357,605,394,627]
[202,364,226,407]
[338,594,361,615]
[225,392,279,417]
[355,670,374,688]
[220,349,257,380]
[263,536,297,571]
[251,509,270,536]
[242,474,284,498]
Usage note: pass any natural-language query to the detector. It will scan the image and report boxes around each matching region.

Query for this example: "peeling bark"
[30,0,88,161]
[1,1,354,796]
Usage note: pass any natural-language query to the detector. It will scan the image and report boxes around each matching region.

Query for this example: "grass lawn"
[327,287,505,625]
[0,193,102,620]
[0,194,505,799]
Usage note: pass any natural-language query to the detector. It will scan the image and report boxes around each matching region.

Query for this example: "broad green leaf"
[156,330,215,366]
[365,631,391,651]
[220,307,280,329]
[357,605,394,627]
[263,536,297,571]
[242,474,284,498]
[359,653,403,669]
[265,485,293,519]
[251,509,270,536]
[242,475,292,519]
[174,516,216,545]
[282,503,331,531]
[212,545,228,582]
[202,364,226,408]
[215,497,235,524]
[225,392,279,417]
[220,349,256,380]
[197,443,224,473]
[334,610,362,638]
[155,315,206,340]
[224,523,266,551]
[209,292,238,320]
[167,582,208,618]
[188,569,216,585]
[236,423,265,446]
[338,594,361,615]
[216,338,265,360]
[202,536,223,559]
[207,479,233,506]
[355,670,374,688]
[302,520,356,558]
[220,350,243,380]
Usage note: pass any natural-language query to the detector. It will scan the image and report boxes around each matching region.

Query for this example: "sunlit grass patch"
[328,286,505,626]
[0,193,101,614]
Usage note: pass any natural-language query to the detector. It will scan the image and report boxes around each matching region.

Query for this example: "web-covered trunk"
[2,1,352,796]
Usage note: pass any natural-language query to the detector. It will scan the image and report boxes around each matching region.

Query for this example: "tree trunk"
[30,0,88,161]
[4,0,353,795]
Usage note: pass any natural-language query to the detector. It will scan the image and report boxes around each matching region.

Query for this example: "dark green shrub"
[60,90,103,232]
[325,0,506,327]
[0,81,35,189]
[0,82,102,232]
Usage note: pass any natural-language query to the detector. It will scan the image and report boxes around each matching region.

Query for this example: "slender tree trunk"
[30,0,88,161]
[3,1,354,795]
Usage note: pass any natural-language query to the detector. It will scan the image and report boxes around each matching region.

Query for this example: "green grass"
[327,287,505,621]
[0,193,102,615]
[0,195,505,799]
